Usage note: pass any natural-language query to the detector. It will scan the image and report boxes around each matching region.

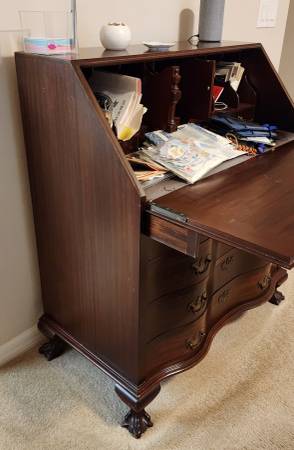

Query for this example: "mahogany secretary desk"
[16,42,294,438]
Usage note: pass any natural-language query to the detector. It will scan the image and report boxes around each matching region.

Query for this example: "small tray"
[143,41,175,51]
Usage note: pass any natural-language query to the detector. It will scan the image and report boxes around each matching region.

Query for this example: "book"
[88,71,147,141]
[212,85,224,102]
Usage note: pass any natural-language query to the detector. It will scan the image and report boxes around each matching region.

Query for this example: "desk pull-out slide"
[146,143,294,269]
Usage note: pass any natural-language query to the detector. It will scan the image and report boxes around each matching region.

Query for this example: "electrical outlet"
[257,0,279,28]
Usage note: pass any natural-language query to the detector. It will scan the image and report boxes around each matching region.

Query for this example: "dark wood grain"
[16,53,142,382]
[143,66,181,132]
[177,59,215,122]
[240,46,294,130]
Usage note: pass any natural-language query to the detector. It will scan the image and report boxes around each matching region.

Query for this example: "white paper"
[257,0,279,28]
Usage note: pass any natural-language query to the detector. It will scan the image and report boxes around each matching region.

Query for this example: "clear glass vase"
[19,10,76,55]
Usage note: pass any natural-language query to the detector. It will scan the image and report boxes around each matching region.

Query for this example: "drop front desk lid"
[148,143,294,269]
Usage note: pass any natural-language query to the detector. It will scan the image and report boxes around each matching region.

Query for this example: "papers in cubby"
[89,71,146,141]
[215,61,245,92]
[126,152,172,188]
[142,123,246,184]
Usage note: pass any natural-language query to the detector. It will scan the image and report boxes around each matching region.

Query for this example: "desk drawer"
[143,277,208,341]
[207,264,272,325]
[140,237,214,302]
[144,313,206,375]
[211,248,266,293]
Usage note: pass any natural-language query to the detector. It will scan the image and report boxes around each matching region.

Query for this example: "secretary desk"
[16,41,294,438]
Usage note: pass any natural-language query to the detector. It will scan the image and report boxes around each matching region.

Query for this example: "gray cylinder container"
[198,0,225,42]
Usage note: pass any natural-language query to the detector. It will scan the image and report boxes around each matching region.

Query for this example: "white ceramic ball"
[100,22,131,51]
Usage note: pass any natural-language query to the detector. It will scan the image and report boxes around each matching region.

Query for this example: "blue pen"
[257,144,266,154]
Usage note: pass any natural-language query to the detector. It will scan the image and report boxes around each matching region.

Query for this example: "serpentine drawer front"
[143,277,208,341]
[142,247,268,342]
[207,264,272,325]
[143,263,274,377]
[211,248,266,293]
[140,237,235,303]
[144,313,207,376]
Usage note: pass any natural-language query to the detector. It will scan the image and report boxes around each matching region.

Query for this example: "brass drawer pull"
[192,254,212,275]
[188,292,207,314]
[186,331,206,351]
[258,275,271,290]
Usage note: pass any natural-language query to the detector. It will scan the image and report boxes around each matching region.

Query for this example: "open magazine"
[141,123,246,184]
[88,71,146,141]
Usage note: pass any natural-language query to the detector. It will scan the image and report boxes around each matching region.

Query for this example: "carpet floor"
[0,278,294,450]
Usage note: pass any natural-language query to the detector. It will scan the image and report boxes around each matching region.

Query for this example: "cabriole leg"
[269,289,285,305]
[122,409,153,439]
[115,384,160,439]
[39,335,67,361]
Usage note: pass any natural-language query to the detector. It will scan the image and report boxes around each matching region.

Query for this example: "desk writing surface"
[151,144,294,268]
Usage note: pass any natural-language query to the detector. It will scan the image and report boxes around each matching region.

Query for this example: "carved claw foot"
[122,409,153,439]
[269,290,285,306]
[39,335,66,361]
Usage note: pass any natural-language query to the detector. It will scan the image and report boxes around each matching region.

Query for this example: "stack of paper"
[89,71,146,141]
[126,152,169,186]
[215,61,245,92]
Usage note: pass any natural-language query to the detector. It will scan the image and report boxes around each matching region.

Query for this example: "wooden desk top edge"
[15,41,261,66]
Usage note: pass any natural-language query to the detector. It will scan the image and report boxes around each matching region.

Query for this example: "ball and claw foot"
[122,409,153,439]
[269,290,285,306]
[39,336,66,361]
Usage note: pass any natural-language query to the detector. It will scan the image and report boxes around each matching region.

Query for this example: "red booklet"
[212,85,224,102]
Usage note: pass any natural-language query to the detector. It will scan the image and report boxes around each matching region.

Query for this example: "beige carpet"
[1,279,294,450]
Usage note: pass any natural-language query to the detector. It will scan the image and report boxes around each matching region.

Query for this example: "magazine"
[142,124,246,184]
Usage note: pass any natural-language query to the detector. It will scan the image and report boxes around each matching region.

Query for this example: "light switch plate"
[257,0,279,28]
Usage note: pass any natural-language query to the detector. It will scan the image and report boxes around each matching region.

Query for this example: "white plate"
[143,41,175,51]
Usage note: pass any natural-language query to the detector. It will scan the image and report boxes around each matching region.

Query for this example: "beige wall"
[76,0,290,69]
[0,0,291,348]
[279,0,294,99]
[0,33,42,347]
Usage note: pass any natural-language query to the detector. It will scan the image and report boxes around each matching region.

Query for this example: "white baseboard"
[0,325,43,367]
